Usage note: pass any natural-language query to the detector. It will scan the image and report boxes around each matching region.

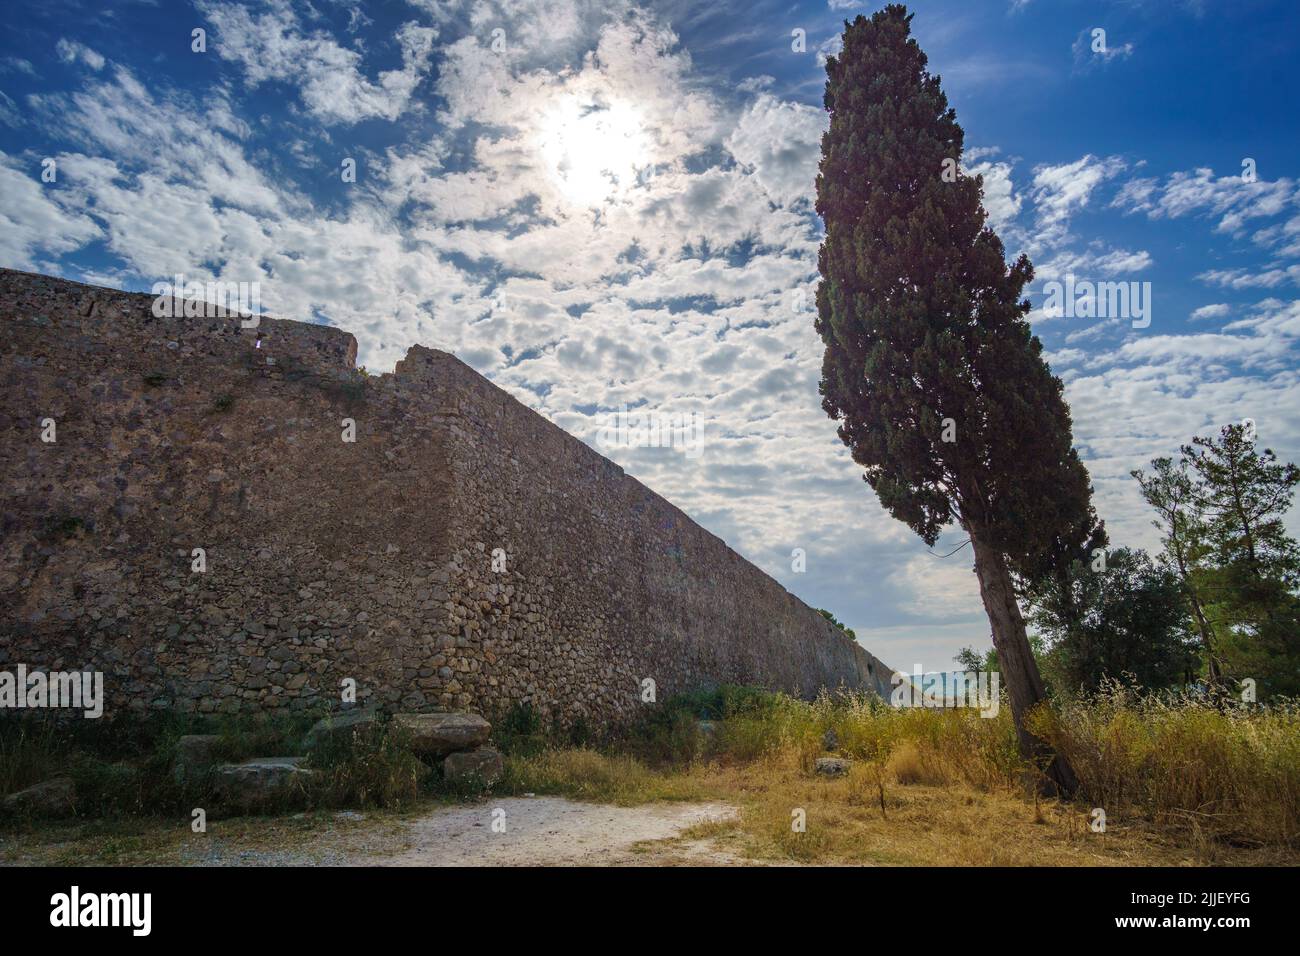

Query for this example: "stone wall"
[0,268,893,725]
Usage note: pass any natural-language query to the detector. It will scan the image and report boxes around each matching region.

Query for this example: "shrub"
[305,721,429,809]
[493,702,548,757]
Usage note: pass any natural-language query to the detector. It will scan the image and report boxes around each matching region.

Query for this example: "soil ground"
[0,797,749,867]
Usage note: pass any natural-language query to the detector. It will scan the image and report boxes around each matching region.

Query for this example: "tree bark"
[1187,587,1222,684]
[1170,541,1222,685]
[967,528,1079,798]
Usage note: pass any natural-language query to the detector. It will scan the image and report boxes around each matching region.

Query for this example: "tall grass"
[610,683,1300,849]
[304,722,430,808]
[0,717,66,796]
[501,748,706,805]
[1030,681,1300,846]
[709,689,1025,791]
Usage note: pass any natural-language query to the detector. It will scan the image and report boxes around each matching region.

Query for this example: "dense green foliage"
[1026,548,1199,692]
[1133,423,1300,696]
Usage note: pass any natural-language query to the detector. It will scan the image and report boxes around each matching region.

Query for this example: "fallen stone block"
[392,712,490,757]
[443,747,505,787]
[815,757,851,777]
[3,777,76,817]
[302,709,381,750]
[213,756,313,812]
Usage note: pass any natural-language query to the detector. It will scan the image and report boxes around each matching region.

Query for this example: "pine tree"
[1184,424,1299,696]
[814,5,1101,795]
[1134,426,1300,696]
[1184,424,1300,590]
[1131,456,1222,682]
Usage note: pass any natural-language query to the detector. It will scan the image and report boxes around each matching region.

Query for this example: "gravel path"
[372,797,741,866]
[1,798,746,867]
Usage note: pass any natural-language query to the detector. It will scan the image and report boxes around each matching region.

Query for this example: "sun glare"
[535,94,652,208]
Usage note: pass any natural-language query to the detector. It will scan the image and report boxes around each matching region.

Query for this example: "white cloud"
[1112,176,1158,214]
[1072,29,1134,68]
[1190,303,1231,321]
[30,66,279,216]
[55,39,106,71]
[1116,331,1290,368]
[0,153,102,270]
[737,75,774,93]
[1113,166,1300,258]
[196,0,437,125]
[1,57,37,76]
[964,149,1023,234]
[1029,154,1126,245]
[1035,245,1153,285]
[0,91,20,128]
[1198,265,1300,289]
[725,94,825,207]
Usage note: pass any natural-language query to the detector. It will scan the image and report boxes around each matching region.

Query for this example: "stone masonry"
[0,269,893,726]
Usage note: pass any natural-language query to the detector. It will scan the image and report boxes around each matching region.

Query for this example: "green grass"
[1,708,491,825]
[303,721,430,807]
[0,710,320,820]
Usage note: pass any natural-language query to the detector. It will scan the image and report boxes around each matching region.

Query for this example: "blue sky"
[3,0,1299,672]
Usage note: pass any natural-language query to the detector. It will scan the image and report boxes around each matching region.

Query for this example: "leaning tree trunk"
[1174,550,1222,685]
[967,529,1079,798]
[1188,592,1223,686]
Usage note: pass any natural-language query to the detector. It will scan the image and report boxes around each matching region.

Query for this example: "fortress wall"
[391,346,893,723]
[0,269,891,725]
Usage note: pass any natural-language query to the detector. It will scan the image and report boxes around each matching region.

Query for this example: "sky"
[3,0,1300,674]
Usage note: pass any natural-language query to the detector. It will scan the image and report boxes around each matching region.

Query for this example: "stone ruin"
[0,268,893,728]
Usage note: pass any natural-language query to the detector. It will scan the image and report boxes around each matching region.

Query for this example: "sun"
[535,93,652,208]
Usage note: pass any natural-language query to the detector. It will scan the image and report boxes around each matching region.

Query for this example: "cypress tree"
[814,5,1101,795]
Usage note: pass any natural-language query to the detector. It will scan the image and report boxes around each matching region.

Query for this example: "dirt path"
[1,798,749,867]
[371,797,742,866]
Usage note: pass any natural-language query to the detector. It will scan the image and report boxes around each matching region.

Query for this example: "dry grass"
[1032,685,1300,849]
[494,747,1298,866]
[704,754,1297,865]
[502,747,708,805]
[883,741,947,787]
[494,685,1300,866]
